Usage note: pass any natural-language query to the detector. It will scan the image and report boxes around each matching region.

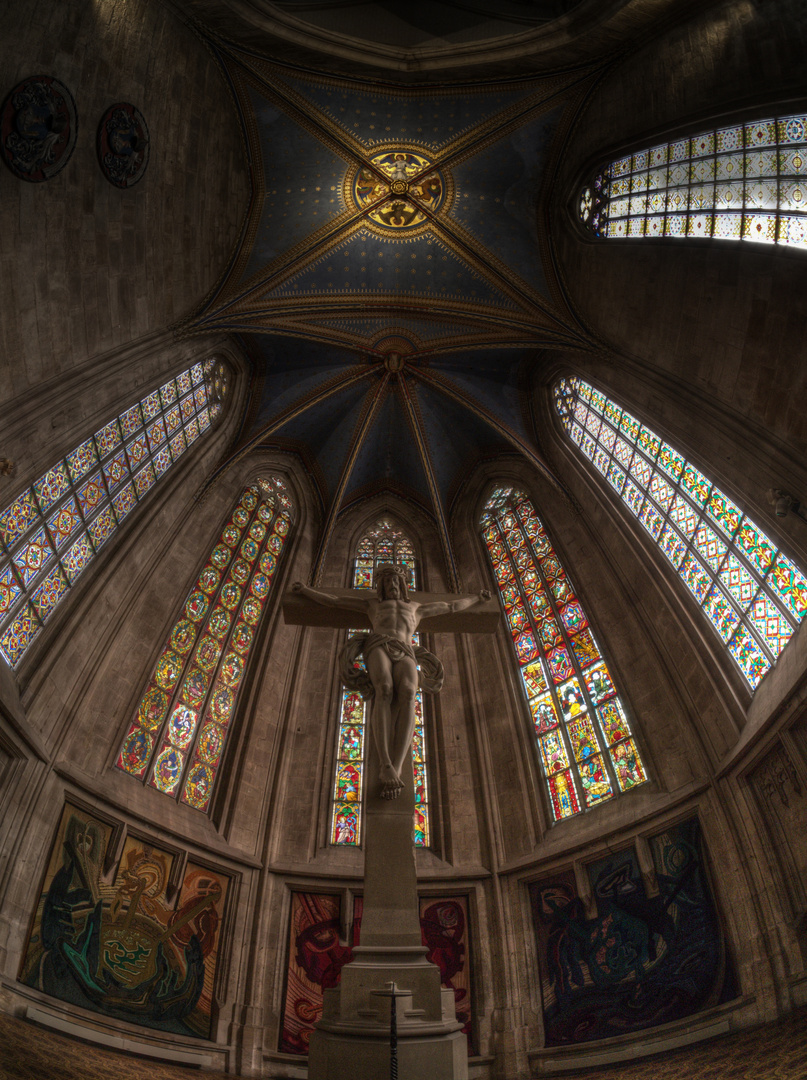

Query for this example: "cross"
[283,573,499,1079]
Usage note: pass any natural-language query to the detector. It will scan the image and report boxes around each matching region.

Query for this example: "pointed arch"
[0,360,224,669]
[331,517,430,847]
[117,476,295,812]
[480,486,646,821]
[578,111,807,248]
[555,376,807,689]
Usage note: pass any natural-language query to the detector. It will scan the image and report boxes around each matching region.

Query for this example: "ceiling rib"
[198,364,374,499]
[410,366,568,497]
[397,375,461,592]
[311,371,392,584]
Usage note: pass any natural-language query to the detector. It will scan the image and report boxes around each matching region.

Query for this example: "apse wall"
[0,0,249,418]
[550,0,807,457]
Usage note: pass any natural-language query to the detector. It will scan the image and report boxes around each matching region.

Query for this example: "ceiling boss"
[348,148,451,234]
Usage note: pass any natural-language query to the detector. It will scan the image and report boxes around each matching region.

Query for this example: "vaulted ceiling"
[182,27,606,584]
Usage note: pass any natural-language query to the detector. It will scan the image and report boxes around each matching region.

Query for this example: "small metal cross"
[371,981,411,1080]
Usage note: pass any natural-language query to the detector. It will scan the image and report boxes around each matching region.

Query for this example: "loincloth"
[339,632,444,699]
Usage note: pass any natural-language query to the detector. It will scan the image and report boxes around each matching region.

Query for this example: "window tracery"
[331,519,429,847]
[117,477,294,812]
[579,113,807,247]
[0,361,222,669]
[481,488,646,821]
[555,377,807,689]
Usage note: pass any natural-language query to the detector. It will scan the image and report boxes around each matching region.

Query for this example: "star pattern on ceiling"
[185,36,601,587]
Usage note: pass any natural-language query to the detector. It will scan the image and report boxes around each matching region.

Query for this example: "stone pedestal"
[308,745,468,1080]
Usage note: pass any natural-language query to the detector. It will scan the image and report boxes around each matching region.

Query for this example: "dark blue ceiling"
[199,49,581,584]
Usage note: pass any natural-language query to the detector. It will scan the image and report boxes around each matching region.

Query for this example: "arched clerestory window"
[481,489,646,822]
[117,477,294,812]
[331,519,430,847]
[0,360,225,669]
[554,377,807,689]
[578,112,807,248]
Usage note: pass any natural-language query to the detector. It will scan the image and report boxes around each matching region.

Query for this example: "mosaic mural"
[529,817,735,1045]
[280,892,473,1054]
[20,804,230,1039]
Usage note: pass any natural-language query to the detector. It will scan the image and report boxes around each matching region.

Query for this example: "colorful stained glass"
[195,635,222,672]
[538,730,570,774]
[181,667,211,707]
[558,379,807,690]
[153,447,171,476]
[138,686,170,730]
[548,770,580,819]
[221,582,242,609]
[13,526,53,586]
[95,420,121,456]
[88,506,116,550]
[112,483,137,522]
[47,498,82,548]
[117,725,154,776]
[579,755,613,805]
[0,564,22,618]
[31,565,68,619]
[610,739,646,790]
[155,650,183,690]
[482,487,646,821]
[152,745,184,793]
[66,439,97,482]
[199,565,221,594]
[567,714,600,762]
[76,473,105,517]
[220,652,244,689]
[134,464,155,497]
[34,464,70,512]
[231,622,254,655]
[230,559,250,585]
[582,111,807,250]
[103,451,128,491]
[332,803,360,845]
[207,606,232,639]
[167,704,198,750]
[0,491,38,547]
[0,603,41,666]
[181,763,213,810]
[119,403,143,436]
[126,434,149,469]
[242,596,262,624]
[63,534,93,583]
[210,686,235,726]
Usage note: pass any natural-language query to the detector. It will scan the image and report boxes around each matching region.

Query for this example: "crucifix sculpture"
[292,565,491,800]
[284,566,499,1080]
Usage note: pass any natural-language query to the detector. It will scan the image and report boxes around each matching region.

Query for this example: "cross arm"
[283,587,501,633]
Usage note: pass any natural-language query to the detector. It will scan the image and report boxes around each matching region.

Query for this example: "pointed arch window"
[117,478,294,812]
[481,489,647,821]
[555,377,807,689]
[0,360,223,669]
[579,112,807,247]
[331,519,429,847]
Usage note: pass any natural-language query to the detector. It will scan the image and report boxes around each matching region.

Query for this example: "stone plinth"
[307,745,468,1080]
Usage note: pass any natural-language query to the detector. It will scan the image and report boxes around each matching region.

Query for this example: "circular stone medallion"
[350,149,448,233]
[1,76,77,182]
[97,102,149,188]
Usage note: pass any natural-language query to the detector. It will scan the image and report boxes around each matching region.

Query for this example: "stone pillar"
[308,743,468,1080]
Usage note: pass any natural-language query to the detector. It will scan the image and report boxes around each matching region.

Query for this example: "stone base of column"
[308,947,468,1080]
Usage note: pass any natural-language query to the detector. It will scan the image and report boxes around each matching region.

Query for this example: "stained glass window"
[579,113,807,247]
[117,477,294,812]
[0,361,223,669]
[481,489,646,822]
[555,377,807,689]
[331,520,429,847]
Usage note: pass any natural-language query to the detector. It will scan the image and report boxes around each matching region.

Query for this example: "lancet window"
[579,112,807,247]
[117,478,294,812]
[481,489,646,821]
[331,520,429,847]
[555,377,807,689]
[0,361,221,669]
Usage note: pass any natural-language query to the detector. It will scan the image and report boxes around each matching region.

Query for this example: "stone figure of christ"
[292,566,491,799]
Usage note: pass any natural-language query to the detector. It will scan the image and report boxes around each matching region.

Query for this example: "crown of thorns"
[374,563,410,599]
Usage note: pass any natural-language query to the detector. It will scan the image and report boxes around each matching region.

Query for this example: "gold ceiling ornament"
[345,146,453,237]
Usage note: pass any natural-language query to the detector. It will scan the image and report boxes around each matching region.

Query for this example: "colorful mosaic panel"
[118,479,293,813]
[580,112,807,250]
[332,520,428,848]
[0,364,216,668]
[555,377,807,690]
[481,488,645,822]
